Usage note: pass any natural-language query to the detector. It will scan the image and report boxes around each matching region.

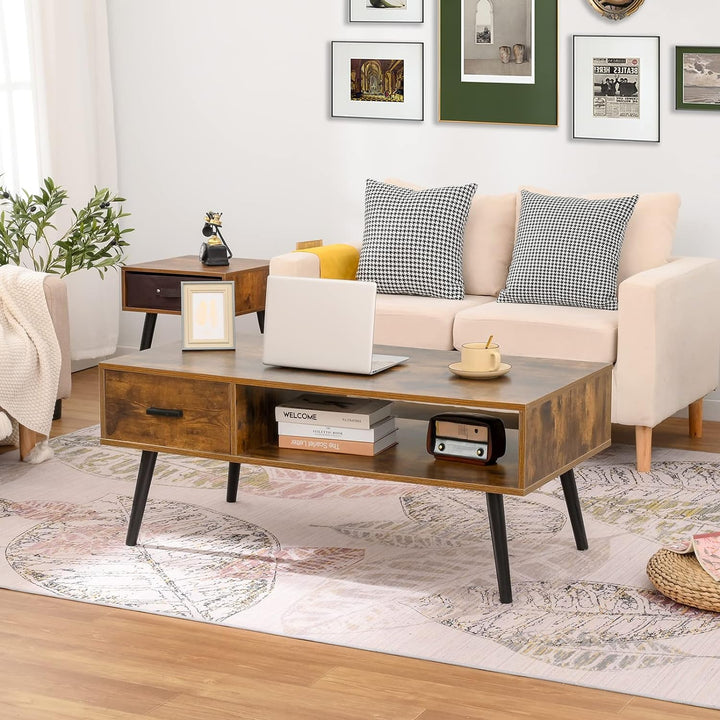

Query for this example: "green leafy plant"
[0,177,132,277]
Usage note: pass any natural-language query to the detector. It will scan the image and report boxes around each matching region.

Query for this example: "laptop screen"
[262,276,378,374]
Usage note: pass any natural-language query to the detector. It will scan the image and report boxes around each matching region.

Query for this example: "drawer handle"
[156,288,180,298]
[146,407,183,418]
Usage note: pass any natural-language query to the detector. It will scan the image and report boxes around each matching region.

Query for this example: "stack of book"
[275,393,397,456]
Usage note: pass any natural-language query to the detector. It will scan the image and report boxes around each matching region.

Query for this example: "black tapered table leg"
[560,469,588,551]
[139,312,158,351]
[227,462,241,502]
[256,310,265,334]
[486,493,512,604]
[126,450,158,546]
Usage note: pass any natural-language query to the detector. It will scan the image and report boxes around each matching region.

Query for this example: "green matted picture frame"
[439,0,558,126]
[676,46,720,111]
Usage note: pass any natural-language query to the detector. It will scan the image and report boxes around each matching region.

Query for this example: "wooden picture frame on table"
[438,0,558,126]
[181,281,235,351]
[675,46,720,111]
[331,41,424,121]
[349,0,423,23]
[573,35,660,142]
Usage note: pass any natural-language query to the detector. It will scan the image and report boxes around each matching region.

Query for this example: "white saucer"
[448,362,512,380]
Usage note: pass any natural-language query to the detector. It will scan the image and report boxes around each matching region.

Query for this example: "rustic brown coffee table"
[99,336,611,603]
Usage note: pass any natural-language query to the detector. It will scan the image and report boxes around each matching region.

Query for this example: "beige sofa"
[269,182,720,472]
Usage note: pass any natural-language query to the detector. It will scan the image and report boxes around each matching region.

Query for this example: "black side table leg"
[227,462,241,502]
[256,310,265,334]
[486,493,512,604]
[560,469,588,551]
[126,450,158,546]
[139,313,158,351]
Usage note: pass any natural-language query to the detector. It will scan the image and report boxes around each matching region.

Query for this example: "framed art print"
[676,46,720,111]
[331,41,424,121]
[573,35,660,142]
[349,0,423,23]
[439,0,557,126]
[181,281,235,351]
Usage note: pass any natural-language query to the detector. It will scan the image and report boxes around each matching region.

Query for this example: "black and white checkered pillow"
[497,190,639,310]
[356,179,477,300]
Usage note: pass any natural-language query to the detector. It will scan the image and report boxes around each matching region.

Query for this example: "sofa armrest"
[42,275,72,400]
[269,251,321,278]
[613,257,720,427]
[269,242,362,279]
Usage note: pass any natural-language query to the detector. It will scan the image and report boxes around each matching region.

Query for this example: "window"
[475,0,493,45]
[0,0,39,191]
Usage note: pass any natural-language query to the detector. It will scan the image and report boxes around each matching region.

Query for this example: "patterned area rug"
[1,427,720,709]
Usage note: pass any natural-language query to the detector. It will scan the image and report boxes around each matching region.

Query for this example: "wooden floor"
[2,367,719,719]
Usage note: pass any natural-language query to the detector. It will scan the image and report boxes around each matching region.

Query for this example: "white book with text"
[275,393,392,429]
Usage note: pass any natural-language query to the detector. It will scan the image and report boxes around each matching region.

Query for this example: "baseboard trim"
[675,397,720,423]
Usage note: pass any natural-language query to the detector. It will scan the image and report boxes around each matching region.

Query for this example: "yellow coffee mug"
[460,342,501,372]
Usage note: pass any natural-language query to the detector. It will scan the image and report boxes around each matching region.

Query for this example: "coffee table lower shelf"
[121,437,590,605]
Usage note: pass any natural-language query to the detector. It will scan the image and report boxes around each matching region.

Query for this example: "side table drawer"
[123,271,219,313]
[103,370,232,454]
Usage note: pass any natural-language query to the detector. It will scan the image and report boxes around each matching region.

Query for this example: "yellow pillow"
[297,244,359,280]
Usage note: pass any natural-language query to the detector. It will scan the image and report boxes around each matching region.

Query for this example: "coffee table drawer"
[103,370,232,454]
[123,271,219,313]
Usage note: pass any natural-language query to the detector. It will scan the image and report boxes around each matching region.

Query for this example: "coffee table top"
[104,334,609,412]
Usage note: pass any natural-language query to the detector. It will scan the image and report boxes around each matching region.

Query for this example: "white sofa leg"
[689,398,703,439]
[635,426,652,473]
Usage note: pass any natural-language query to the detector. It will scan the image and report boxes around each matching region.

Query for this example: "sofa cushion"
[453,301,619,364]
[374,293,494,351]
[463,192,517,297]
[357,179,477,300]
[519,186,680,284]
[297,243,359,280]
[384,178,516,297]
[498,190,638,311]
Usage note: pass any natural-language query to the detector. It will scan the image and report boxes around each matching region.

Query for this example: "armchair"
[0,270,72,461]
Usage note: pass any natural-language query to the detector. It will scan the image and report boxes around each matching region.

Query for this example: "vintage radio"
[426,413,506,466]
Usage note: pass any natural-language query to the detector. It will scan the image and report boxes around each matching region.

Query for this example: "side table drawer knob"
[156,288,180,298]
[146,407,183,418]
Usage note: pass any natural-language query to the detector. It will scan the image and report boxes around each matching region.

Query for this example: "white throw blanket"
[0,266,61,449]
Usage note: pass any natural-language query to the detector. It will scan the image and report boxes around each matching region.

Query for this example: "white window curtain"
[28,0,120,365]
[0,0,40,192]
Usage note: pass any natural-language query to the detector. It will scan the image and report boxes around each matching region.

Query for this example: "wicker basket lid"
[647,548,720,612]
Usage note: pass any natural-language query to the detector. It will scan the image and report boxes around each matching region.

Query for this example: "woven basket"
[647,548,720,612]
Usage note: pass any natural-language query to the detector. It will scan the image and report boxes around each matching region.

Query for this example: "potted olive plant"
[0,177,132,276]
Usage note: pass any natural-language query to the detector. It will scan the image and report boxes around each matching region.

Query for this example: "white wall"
[106,0,720,413]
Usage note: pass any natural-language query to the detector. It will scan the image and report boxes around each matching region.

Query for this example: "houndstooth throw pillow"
[356,179,477,300]
[497,190,639,310]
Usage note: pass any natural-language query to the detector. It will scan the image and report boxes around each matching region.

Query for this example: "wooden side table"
[122,255,269,350]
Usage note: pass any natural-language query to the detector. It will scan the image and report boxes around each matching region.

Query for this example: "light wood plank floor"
[1,368,719,719]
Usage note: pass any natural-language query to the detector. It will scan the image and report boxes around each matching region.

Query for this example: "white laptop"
[262,275,408,375]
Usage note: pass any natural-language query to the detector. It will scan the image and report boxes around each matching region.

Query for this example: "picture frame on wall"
[438,0,558,126]
[331,41,424,121]
[586,0,645,22]
[181,281,235,351]
[573,35,660,142]
[675,46,720,111]
[349,0,423,23]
